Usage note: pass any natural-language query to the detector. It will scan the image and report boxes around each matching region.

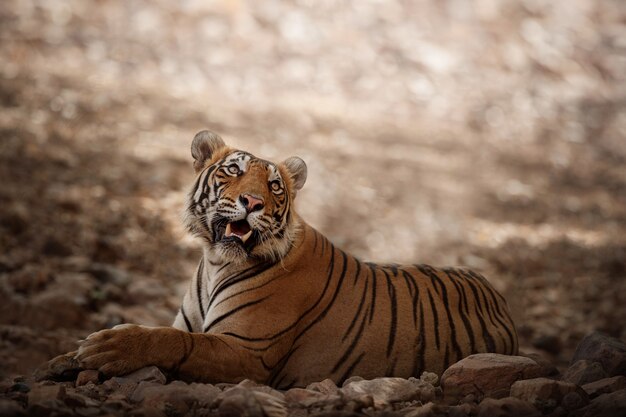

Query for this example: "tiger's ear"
[281,156,307,191]
[191,130,226,172]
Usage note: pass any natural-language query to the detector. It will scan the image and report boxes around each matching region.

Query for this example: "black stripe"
[292,250,349,344]
[312,230,319,254]
[426,288,440,350]
[204,295,271,332]
[461,272,496,352]
[428,270,463,362]
[368,264,377,324]
[332,305,369,373]
[413,300,426,378]
[207,261,276,309]
[445,270,476,354]
[338,352,365,385]
[462,271,507,350]
[196,259,205,319]
[383,269,397,358]
[224,245,338,345]
[353,259,361,285]
[181,307,192,332]
[402,270,419,327]
[343,278,369,341]
[385,356,398,377]
[465,270,516,353]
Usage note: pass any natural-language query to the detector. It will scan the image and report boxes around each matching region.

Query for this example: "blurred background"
[0,0,624,379]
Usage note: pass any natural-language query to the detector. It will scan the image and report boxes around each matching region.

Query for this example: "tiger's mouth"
[224,219,253,244]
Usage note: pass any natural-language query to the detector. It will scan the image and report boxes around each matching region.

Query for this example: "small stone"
[562,360,608,385]
[306,379,339,394]
[441,354,548,401]
[63,391,100,408]
[341,376,364,387]
[76,370,100,387]
[571,332,626,377]
[131,380,221,413]
[123,366,166,384]
[342,377,434,407]
[419,371,439,386]
[449,402,475,417]
[217,387,264,417]
[28,384,67,405]
[509,377,589,413]
[284,388,328,405]
[477,397,540,417]
[404,402,443,417]
[582,376,626,398]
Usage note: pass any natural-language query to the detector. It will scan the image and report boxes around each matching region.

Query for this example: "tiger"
[75,130,518,389]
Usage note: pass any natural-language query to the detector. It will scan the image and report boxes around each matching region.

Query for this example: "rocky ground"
[0,0,625,416]
[1,332,625,416]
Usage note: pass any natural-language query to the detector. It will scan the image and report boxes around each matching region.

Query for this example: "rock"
[217,387,264,417]
[510,377,589,413]
[419,371,439,386]
[341,376,363,387]
[33,351,82,382]
[306,378,339,395]
[237,379,286,401]
[63,391,100,408]
[448,402,475,417]
[571,333,626,377]
[76,370,100,387]
[562,360,608,385]
[562,391,587,411]
[130,380,220,413]
[28,384,67,405]
[284,388,329,406]
[440,354,547,400]
[0,399,26,417]
[477,397,540,417]
[582,376,626,398]
[404,402,443,417]
[341,377,435,407]
[572,389,626,417]
[123,366,166,384]
[249,390,288,417]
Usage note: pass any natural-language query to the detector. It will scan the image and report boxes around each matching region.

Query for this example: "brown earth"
[0,0,625,394]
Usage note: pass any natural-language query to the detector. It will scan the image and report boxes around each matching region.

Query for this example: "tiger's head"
[185,130,307,263]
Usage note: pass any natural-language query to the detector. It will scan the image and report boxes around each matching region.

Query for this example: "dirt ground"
[1,0,625,381]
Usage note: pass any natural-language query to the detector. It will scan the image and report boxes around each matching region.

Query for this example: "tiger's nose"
[240,194,264,213]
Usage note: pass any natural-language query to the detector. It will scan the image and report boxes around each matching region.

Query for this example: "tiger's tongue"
[225,220,253,244]
[230,220,251,236]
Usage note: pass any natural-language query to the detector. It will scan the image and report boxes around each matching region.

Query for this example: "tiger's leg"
[75,324,268,383]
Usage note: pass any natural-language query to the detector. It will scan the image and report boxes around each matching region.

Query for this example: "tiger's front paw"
[76,324,153,377]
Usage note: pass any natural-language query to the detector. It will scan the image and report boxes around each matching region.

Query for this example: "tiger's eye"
[270,181,282,193]
[227,165,239,174]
